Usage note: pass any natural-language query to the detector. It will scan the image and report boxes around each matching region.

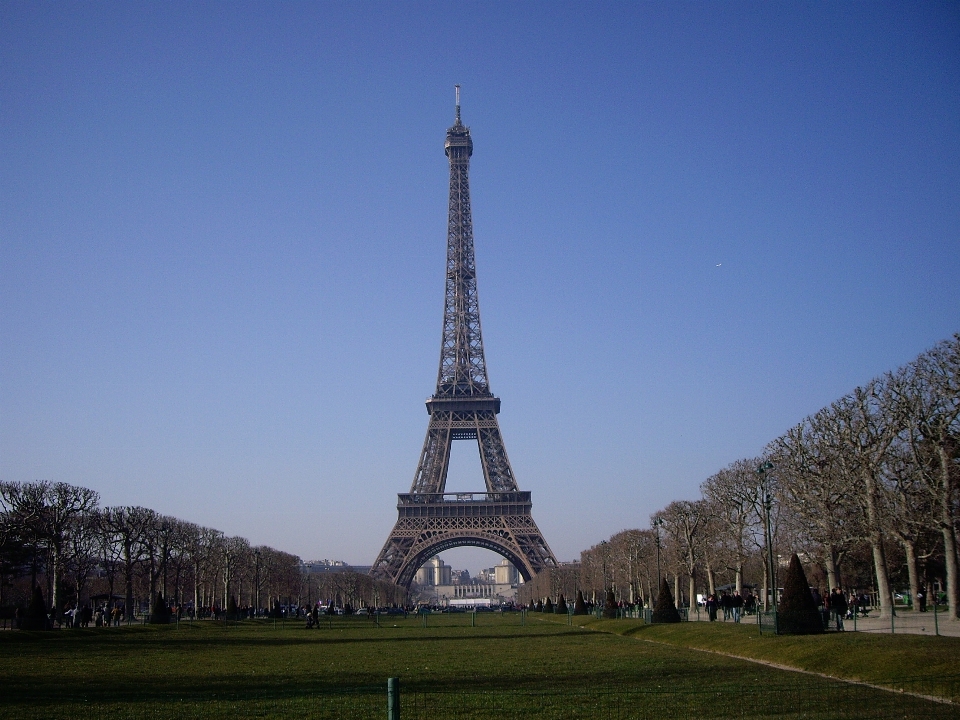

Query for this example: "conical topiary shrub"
[535,599,543,612]
[544,597,554,613]
[573,590,588,615]
[777,554,824,635]
[602,589,618,619]
[651,577,682,623]
[149,592,170,624]
[227,594,239,621]
[556,594,568,614]
[22,585,50,631]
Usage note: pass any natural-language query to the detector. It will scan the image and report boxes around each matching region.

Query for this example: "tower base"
[371,492,556,588]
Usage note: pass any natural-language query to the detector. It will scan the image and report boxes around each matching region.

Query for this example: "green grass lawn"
[1,613,957,719]
[553,614,960,694]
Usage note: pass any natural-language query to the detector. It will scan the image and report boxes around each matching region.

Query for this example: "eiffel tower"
[371,88,557,588]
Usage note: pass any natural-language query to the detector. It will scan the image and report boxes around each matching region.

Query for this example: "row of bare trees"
[564,334,959,620]
[301,571,408,611]
[0,481,303,620]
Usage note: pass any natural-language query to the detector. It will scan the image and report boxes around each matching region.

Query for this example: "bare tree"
[817,382,900,617]
[64,507,100,609]
[0,481,99,616]
[769,422,862,591]
[165,520,194,606]
[0,481,48,591]
[188,526,224,611]
[701,459,763,594]
[608,529,651,604]
[220,535,251,608]
[660,499,706,609]
[893,335,960,618]
[99,506,153,620]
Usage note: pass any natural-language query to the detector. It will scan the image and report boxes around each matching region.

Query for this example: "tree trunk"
[863,470,894,617]
[148,557,157,605]
[124,540,135,621]
[939,444,959,619]
[903,540,920,612]
[193,560,200,615]
[824,546,839,590]
[51,543,62,618]
[941,524,959,619]
[869,539,893,618]
[761,564,769,611]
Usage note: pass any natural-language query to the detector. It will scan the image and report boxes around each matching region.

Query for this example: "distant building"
[414,556,452,586]
[494,559,519,585]
[413,557,522,605]
[301,560,370,574]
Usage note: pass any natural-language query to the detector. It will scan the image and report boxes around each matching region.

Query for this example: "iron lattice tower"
[371,90,557,588]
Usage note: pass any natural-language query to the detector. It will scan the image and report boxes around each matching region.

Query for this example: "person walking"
[706,594,718,622]
[719,591,731,621]
[830,588,847,631]
[732,591,744,623]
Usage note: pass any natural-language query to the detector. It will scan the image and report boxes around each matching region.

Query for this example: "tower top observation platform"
[445,84,473,157]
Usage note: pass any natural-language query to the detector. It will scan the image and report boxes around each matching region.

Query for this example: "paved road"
[687,609,960,637]
[844,610,960,637]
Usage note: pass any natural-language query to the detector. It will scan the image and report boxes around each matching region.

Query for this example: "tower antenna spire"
[455,84,461,124]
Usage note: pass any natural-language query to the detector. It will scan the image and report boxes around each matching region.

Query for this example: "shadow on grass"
[0,624,588,653]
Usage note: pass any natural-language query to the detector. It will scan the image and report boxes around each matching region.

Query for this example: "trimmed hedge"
[651,578,681,623]
[602,589,618,619]
[21,585,50,631]
[777,553,824,635]
[149,592,171,624]
[573,590,588,615]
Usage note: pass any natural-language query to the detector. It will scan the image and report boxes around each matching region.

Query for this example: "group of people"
[811,588,871,631]
[61,604,125,628]
[14,602,126,630]
[703,590,754,623]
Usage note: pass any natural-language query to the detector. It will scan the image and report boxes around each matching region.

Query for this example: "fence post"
[387,677,400,720]
[933,601,939,636]
[472,611,476,628]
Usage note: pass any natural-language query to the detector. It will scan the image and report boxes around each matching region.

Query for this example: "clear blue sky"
[2,2,958,573]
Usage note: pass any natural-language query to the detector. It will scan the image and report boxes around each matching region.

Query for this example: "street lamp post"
[757,462,777,612]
